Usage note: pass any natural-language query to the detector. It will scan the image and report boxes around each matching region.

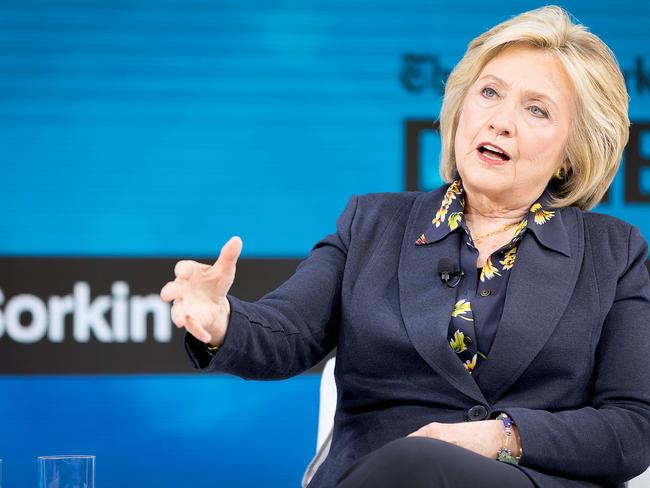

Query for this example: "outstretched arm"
[162,196,358,379]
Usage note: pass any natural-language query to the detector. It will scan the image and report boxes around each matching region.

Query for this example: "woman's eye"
[481,87,497,98]
[529,105,548,118]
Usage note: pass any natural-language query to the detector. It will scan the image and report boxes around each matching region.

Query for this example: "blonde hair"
[439,5,629,210]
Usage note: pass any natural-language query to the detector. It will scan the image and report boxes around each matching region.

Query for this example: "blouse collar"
[415,179,571,257]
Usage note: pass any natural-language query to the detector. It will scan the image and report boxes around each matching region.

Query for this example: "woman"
[160,6,650,488]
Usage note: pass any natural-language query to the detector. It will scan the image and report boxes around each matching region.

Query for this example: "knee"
[337,436,458,488]
[377,436,456,466]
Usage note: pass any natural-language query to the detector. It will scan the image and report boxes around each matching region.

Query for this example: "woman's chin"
[460,172,514,198]
[459,164,512,189]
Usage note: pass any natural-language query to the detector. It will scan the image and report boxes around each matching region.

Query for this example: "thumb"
[209,236,243,277]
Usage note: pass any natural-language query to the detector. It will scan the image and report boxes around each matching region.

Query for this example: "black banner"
[0,257,301,374]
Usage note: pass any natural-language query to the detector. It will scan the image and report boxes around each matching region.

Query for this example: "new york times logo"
[399,54,650,95]
[400,54,450,94]
[0,282,171,344]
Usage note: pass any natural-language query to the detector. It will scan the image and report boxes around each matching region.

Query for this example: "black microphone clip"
[438,258,464,288]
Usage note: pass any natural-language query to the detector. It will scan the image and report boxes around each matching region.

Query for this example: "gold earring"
[554,167,566,180]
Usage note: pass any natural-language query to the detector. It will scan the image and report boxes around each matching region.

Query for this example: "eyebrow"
[477,74,560,112]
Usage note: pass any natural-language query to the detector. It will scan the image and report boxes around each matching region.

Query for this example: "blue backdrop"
[1,1,649,486]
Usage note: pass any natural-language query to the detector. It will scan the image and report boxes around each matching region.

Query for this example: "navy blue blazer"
[187,186,650,488]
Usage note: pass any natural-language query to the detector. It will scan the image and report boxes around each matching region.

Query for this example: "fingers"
[174,260,210,280]
[187,315,212,344]
[160,280,182,302]
[171,302,212,344]
[407,422,437,438]
[171,301,187,327]
[174,260,195,280]
[173,238,242,283]
[207,236,243,278]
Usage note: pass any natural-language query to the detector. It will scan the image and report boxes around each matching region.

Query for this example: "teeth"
[482,144,505,154]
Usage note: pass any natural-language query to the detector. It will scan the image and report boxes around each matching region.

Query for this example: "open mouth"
[477,143,511,161]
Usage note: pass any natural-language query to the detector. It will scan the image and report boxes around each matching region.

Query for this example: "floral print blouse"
[415,180,570,374]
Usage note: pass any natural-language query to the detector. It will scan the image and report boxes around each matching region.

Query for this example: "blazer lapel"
[473,207,585,404]
[399,191,487,405]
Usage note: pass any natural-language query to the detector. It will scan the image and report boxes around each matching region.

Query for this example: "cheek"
[454,106,481,156]
[457,103,483,137]
[520,126,568,165]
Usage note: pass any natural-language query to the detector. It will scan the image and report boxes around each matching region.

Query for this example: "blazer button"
[479,289,491,297]
[467,405,489,421]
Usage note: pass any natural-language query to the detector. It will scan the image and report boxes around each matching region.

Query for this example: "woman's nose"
[488,108,516,137]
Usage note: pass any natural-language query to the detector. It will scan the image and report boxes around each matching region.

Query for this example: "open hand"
[160,236,243,347]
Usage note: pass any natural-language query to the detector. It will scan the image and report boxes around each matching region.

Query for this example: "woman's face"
[454,45,574,207]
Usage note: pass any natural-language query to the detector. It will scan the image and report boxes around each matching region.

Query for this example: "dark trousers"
[336,436,536,488]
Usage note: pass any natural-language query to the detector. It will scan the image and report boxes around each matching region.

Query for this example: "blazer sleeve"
[503,226,650,484]
[184,195,358,379]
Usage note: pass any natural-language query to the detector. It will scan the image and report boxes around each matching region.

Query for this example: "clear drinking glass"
[38,455,95,488]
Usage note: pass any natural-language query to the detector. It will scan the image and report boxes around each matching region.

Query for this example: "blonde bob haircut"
[439,5,629,210]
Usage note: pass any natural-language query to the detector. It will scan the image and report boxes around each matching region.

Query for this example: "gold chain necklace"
[472,221,520,243]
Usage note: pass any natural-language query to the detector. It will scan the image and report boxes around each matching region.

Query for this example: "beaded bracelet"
[496,413,522,465]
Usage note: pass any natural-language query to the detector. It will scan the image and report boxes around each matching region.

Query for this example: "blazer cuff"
[184,295,252,372]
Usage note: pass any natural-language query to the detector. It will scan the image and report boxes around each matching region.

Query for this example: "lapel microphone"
[438,258,464,288]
